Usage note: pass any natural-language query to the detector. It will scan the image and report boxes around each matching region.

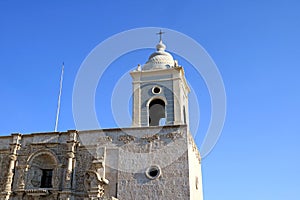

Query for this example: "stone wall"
[0,125,202,200]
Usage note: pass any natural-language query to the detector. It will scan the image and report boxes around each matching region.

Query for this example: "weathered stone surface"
[0,125,202,200]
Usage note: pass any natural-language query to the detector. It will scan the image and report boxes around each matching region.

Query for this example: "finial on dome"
[156,30,166,51]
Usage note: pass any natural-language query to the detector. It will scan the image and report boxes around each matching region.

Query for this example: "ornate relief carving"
[18,168,26,189]
[118,135,135,144]
[54,174,60,188]
[25,150,59,190]
[66,169,72,181]
[166,131,183,140]
[84,171,104,190]
[98,136,113,144]
[142,134,160,143]
[4,172,13,191]
[0,155,10,191]
[25,189,49,197]
[84,147,109,198]
[30,168,42,188]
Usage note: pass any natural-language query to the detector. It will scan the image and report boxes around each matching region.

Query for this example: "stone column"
[2,133,22,200]
[63,130,78,199]
[65,152,75,184]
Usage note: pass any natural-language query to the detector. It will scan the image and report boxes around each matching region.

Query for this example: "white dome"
[142,41,175,71]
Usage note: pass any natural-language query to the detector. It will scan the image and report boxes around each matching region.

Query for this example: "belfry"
[131,35,190,128]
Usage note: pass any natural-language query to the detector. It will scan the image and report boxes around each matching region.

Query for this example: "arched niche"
[26,150,59,189]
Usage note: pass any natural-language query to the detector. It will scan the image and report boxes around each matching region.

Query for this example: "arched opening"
[148,99,166,126]
[27,152,57,189]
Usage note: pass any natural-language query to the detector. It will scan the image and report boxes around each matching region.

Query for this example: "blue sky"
[1,1,300,199]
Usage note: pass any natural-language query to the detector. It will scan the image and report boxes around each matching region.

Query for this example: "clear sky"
[1,1,300,199]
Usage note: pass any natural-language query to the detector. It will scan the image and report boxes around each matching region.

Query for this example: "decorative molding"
[66,152,75,159]
[25,189,49,196]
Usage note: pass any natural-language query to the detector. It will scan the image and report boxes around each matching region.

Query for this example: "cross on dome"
[156,30,165,42]
[155,30,166,51]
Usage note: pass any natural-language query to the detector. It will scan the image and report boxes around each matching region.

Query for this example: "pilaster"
[63,130,79,192]
[1,133,22,200]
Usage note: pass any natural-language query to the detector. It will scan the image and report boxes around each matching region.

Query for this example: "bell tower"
[130,34,190,127]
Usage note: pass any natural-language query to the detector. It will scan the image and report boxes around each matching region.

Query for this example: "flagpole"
[55,63,64,132]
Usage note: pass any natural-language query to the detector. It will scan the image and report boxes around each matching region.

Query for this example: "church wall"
[117,153,190,200]
[0,125,199,200]
[115,126,190,200]
[78,125,190,199]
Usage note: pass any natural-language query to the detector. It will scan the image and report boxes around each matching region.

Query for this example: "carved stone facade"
[0,125,202,200]
[0,38,203,199]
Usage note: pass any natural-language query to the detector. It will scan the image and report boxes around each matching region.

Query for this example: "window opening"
[149,99,165,126]
[40,169,53,188]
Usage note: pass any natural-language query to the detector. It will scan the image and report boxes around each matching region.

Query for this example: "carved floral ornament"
[166,131,183,140]
[118,135,135,144]
[118,131,183,144]
[142,134,160,143]
[98,136,113,144]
